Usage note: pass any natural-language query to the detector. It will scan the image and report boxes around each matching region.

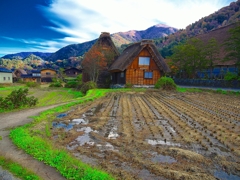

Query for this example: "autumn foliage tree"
[82,45,107,83]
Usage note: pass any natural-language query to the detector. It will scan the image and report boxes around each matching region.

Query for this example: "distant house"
[21,70,41,83]
[40,68,57,82]
[0,67,13,84]
[64,67,82,78]
[13,69,27,82]
[109,39,170,87]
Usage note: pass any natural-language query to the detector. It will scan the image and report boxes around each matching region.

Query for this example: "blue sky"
[0,0,236,57]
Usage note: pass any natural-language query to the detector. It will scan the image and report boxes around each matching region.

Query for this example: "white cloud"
[1,0,236,56]
[40,0,236,44]
[1,36,72,56]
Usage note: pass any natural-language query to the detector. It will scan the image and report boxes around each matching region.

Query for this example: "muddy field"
[47,90,240,180]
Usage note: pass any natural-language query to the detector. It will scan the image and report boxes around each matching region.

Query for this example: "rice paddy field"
[39,90,240,180]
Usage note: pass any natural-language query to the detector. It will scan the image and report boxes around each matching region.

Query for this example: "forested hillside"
[156,0,240,58]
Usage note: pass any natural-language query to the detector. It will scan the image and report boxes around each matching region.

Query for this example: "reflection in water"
[147,139,180,147]
[151,153,177,164]
[214,171,240,180]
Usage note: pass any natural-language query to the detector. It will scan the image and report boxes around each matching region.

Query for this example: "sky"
[0,0,237,57]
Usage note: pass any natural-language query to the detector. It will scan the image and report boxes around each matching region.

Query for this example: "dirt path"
[0,105,67,180]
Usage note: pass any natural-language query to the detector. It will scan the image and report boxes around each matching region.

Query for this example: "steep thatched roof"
[14,69,27,75]
[82,32,120,68]
[97,32,120,57]
[64,67,82,72]
[109,39,170,72]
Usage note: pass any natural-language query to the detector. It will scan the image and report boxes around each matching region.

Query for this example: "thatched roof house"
[64,67,82,77]
[82,32,120,87]
[109,39,170,86]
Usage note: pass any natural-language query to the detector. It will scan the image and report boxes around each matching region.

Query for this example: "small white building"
[0,67,13,83]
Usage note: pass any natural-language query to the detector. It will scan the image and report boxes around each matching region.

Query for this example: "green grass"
[177,86,240,95]
[0,136,2,140]
[0,156,41,180]
[177,86,203,93]
[9,89,125,180]
[0,86,84,113]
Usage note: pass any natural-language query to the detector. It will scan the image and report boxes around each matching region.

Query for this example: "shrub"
[49,81,63,87]
[80,81,97,94]
[0,88,38,110]
[224,72,238,81]
[155,76,177,90]
[125,81,133,88]
[76,74,83,84]
[26,82,40,88]
[65,81,78,88]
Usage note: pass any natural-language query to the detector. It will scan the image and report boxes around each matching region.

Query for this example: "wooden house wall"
[64,69,81,77]
[40,69,56,78]
[125,48,161,85]
[22,77,41,83]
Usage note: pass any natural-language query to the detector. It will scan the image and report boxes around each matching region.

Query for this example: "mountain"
[156,0,240,58]
[1,52,52,60]
[47,24,178,62]
[111,24,178,48]
[47,40,97,62]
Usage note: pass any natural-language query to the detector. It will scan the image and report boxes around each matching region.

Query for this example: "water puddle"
[77,126,97,133]
[151,153,177,164]
[108,130,119,139]
[52,122,73,131]
[147,139,180,147]
[106,124,119,139]
[72,118,88,125]
[121,162,166,180]
[168,127,176,133]
[56,113,68,118]
[97,142,116,151]
[85,107,96,116]
[214,170,240,180]
[74,127,97,146]
[67,127,96,150]
[53,113,88,131]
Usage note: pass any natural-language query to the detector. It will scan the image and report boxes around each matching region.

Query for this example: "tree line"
[168,24,240,79]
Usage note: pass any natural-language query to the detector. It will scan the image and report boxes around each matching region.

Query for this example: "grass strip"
[0,156,41,180]
[177,86,240,95]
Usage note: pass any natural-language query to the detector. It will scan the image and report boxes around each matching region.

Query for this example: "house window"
[46,72,51,75]
[120,72,124,78]
[3,77,6,81]
[139,57,150,65]
[144,72,153,79]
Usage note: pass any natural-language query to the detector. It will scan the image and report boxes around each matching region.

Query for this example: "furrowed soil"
[35,90,240,180]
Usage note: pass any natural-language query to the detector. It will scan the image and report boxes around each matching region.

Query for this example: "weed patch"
[0,156,41,180]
